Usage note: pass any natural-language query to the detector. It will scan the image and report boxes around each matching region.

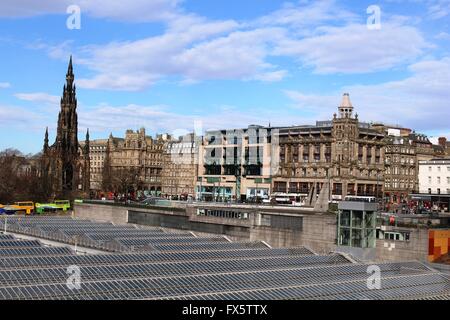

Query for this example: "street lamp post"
[73,235,79,253]
[218,178,221,202]
[199,178,202,202]
[255,179,259,204]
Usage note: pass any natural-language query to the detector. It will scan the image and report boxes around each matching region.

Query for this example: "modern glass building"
[337,201,378,248]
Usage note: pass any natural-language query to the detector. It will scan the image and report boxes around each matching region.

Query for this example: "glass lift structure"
[337,201,378,248]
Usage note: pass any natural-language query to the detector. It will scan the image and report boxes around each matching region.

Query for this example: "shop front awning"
[410,194,432,201]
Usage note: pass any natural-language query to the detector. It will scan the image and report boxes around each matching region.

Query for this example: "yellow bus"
[12,201,35,215]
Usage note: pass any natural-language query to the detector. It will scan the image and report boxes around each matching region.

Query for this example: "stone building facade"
[161,134,198,199]
[435,137,450,156]
[418,158,450,195]
[41,56,90,199]
[383,129,435,205]
[271,93,385,203]
[79,139,108,192]
[384,134,416,204]
[103,129,167,195]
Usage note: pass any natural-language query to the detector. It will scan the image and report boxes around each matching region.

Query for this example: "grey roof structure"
[0,216,449,300]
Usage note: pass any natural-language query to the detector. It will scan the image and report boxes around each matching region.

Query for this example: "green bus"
[55,200,71,211]
[35,200,70,214]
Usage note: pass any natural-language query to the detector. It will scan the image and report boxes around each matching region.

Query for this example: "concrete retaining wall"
[375,228,429,262]
[74,202,431,262]
[74,203,336,251]
[74,203,129,225]
[251,214,337,254]
[128,210,250,238]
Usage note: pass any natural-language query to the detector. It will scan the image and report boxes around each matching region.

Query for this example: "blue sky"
[0,0,449,154]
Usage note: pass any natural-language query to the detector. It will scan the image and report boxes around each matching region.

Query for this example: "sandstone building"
[161,133,199,199]
[85,130,172,196]
[383,128,435,205]
[271,93,385,203]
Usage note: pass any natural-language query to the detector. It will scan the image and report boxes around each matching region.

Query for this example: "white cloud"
[274,22,430,74]
[78,0,180,22]
[17,0,429,91]
[253,0,358,30]
[0,0,181,22]
[426,0,450,19]
[78,103,261,134]
[284,90,339,115]
[77,101,316,136]
[14,92,61,116]
[61,3,428,90]
[46,41,74,60]
[171,28,286,82]
[77,73,159,92]
[386,0,450,20]
[252,70,289,82]
[15,92,60,106]
[0,82,11,88]
[0,104,46,129]
[0,1,67,17]
[0,95,311,138]
[75,22,291,90]
[285,57,450,131]
[435,32,450,40]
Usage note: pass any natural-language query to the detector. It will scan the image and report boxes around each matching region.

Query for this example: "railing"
[79,199,186,212]
[0,219,128,252]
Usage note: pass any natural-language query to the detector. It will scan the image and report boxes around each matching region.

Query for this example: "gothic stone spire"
[43,127,49,152]
[84,128,90,155]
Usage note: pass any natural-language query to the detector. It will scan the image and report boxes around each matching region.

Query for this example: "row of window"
[385,166,415,176]
[385,146,414,154]
[164,172,195,177]
[197,209,249,220]
[378,231,410,242]
[280,154,333,163]
[385,179,415,190]
[112,160,163,166]
[427,188,450,194]
[90,156,104,161]
[427,176,450,184]
[428,166,450,172]
[385,156,415,165]
[90,146,107,151]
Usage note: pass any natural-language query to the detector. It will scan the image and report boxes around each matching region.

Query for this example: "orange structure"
[428,229,450,262]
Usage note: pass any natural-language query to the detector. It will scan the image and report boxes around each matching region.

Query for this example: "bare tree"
[0,149,50,203]
[112,167,141,194]
[0,149,22,203]
[101,144,113,192]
